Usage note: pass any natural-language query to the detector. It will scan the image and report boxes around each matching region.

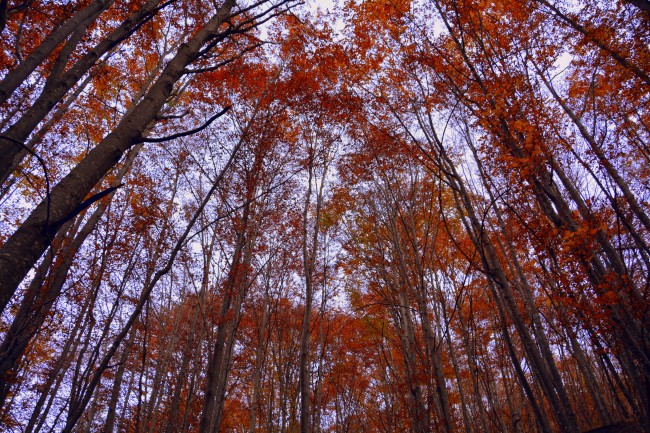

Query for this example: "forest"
[0,0,648,431]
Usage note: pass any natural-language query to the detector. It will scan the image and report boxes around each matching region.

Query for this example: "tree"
[1,0,648,431]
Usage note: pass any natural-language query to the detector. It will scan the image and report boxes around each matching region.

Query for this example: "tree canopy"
[0,0,648,431]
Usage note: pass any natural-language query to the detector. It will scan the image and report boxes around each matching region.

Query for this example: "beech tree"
[0,0,648,431]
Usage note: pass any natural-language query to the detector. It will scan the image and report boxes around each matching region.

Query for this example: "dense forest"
[0,0,648,431]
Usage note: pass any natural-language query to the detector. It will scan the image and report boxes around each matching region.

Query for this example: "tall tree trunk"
[411,110,576,432]
[103,330,136,433]
[58,138,237,433]
[0,144,142,407]
[299,149,327,433]
[248,278,271,433]
[0,0,236,315]
[0,0,167,183]
[0,0,114,104]
[199,201,254,433]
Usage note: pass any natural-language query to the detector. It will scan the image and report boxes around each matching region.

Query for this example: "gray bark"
[0,144,140,408]
[0,0,236,315]
[0,0,114,104]
[0,0,166,183]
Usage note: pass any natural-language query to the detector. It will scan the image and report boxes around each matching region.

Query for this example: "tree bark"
[0,0,236,316]
[0,0,114,104]
[0,0,166,184]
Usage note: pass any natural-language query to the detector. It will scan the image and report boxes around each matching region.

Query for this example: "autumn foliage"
[0,0,648,431]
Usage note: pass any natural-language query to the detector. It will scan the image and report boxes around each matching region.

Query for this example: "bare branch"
[140,106,231,143]
[184,43,264,74]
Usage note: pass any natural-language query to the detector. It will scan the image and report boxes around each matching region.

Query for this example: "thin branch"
[53,183,125,231]
[0,134,51,230]
[140,106,231,144]
[184,43,264,74]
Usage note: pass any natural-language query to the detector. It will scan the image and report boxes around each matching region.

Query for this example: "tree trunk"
[0,0,114,104]
[0,0,235,315]
[0,0,166,183]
